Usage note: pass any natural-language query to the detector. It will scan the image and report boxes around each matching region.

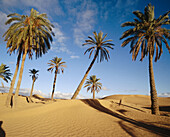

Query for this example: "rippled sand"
[0,93,170,137]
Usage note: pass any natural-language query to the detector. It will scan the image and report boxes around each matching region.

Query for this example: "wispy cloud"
[98,1,113,20]
[70,55,80,59]
[1,0,19,7]
[1,0,65,16]
[53,91,85,99]
[99,0,139,23]
[51,22,72,54]
[158,92,170,97]
[0,86,85,99]
[73,0,97,46]
[102,86,110,91]
[114,0,139,23]
[0,11,8,42]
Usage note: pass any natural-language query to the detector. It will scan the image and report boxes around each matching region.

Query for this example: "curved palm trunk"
[13,51,27,108]
[5,53,21,107]
[71,49,99,99]
[149,51,160,115]
[30,78,35,97]
[51,69,57,100]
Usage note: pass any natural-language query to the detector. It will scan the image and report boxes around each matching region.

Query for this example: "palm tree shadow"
[32,94,52,102]
[118,121,138,137]
[114,102,145,112]
[81,99,170,137]
[144,106,170,112]
[0,121,6,137]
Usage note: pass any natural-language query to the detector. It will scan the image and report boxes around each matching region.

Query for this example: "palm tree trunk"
[149,50,160,115]
[5,53,21,107]
[71,49,99,99]
[51,69,57,100]
[93,90,95,99]
[30,78,35,97]
[13,51,27,108]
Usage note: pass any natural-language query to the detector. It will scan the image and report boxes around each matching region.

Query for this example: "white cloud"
[70,55,80,59]
[50,22,73,54]
[158,92,170,97]
[53,91,85,99]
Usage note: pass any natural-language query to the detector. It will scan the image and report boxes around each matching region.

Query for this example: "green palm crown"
[0,63,12,83]
[83,31,114,62]
[29,69,39,81]
[84,75,102,93]
[3,8,55,59]
[120,3,170,62]
[47,57,66,74]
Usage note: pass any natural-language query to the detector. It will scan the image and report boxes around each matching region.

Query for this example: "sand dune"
[0,93,170,137]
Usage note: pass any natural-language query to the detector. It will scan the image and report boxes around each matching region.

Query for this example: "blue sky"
[0,0,170,98]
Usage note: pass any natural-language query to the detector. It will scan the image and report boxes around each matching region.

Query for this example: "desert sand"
[0,93,170,137]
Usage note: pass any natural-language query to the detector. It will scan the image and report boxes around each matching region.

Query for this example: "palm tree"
[3,8,54,107]
[71,31,114,99]
[84,75,102,99]
[29,69,39,99]
[0,64,12,87]
[120,3,170,115]
[47,57,66,100]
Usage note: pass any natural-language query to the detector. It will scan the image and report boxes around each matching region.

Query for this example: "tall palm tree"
[0,64,12,87]
[120,3,170,115]
[29,69,39,98]
[47,57,66,100]
[3,8,54,107]
[71,31,114,99]
[84,75,102,99]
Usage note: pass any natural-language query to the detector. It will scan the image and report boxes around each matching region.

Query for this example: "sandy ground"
[0,93,170,137]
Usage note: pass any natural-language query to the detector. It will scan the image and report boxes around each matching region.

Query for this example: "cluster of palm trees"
[3,8,54,107]
[1,3,170,115]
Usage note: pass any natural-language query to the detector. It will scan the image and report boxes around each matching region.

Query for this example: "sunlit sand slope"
[0,93,170,137]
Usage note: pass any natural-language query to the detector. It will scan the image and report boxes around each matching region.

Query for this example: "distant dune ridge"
[1,86,170,99]
[0,93,170,137]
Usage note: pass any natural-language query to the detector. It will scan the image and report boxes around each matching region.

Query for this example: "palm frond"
[133,11,145,21]
[84,75,102,95]
[83,31,114,62]
[120,3,170,62]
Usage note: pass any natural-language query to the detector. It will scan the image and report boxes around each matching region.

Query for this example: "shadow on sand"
[113,102,145,112]
[32,94,55,102]
[118,121,138,137]
[0,121,6,137]
[81,99,170,137]
[144,106,170,112]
